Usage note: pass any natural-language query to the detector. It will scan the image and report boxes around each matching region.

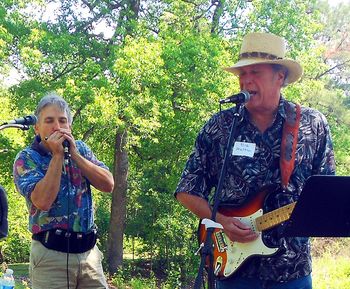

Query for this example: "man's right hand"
[216,214,259,243]
[43,130,69,156]
[176,192,258,243]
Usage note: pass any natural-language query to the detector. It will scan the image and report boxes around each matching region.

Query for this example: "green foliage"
[111,273,158,289]
[129,277,157,289]
[313,255,350,289]
[246,0,322,54]
[331,123,350,175]
[0,91,31,264]
[94,191,112,258]
[0,0,349,286]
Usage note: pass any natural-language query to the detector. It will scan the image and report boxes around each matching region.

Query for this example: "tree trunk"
[106,0,140,276]
[107,129,128,274]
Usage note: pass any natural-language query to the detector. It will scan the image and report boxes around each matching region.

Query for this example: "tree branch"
[315,59,350,80]
[211,0,223,34]
[50,59,87,82]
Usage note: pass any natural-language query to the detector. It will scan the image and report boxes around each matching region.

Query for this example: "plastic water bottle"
[0,272,4,289]
[2,269,14,289]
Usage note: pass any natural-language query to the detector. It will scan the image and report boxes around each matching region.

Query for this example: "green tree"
[0,0,349,286]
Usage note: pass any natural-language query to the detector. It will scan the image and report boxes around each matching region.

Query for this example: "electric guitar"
[197,188,296,279]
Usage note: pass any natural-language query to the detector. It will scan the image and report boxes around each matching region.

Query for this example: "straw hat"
[225,32,303,85]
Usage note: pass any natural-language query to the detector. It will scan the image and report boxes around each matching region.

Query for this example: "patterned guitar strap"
[280,101,301,190]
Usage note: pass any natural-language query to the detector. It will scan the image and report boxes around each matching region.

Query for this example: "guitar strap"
[280,101,301,190]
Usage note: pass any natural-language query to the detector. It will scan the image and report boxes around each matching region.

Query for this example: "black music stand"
[284,175,350,237]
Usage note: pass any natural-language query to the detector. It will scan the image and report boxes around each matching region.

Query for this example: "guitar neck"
[255,202,296,231]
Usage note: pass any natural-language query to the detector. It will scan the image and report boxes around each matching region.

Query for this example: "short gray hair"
[271,64,289,87]
[35,92,72,124]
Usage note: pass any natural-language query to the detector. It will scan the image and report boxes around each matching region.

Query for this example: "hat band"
[239,51,283,60]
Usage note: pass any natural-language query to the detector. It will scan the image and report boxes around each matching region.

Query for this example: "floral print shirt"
[13,136,109,234]
[175,98,336,282]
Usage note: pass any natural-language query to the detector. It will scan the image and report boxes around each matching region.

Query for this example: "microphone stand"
[0,123,30,131]
[194,102,245,289]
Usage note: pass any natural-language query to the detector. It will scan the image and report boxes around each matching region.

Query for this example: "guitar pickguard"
[197,190,296,279]
[222,209,278,277]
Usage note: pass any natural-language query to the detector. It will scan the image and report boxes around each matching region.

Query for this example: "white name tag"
[232,141,256,157]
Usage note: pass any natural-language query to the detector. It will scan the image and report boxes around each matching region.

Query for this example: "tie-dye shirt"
[13,136,109,234]
[175,98,336,282]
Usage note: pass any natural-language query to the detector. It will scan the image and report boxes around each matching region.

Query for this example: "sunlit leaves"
[0,26,13,60]
[0,2,349,283]
[246,0,321,56]
[20,46,43,71]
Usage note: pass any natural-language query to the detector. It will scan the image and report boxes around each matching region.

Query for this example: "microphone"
[63,140,70,162]
[62,139,70,149]
[219,90,250,104]
[4,115,37,126]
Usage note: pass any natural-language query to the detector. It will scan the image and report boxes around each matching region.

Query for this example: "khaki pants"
[30,240,109,289]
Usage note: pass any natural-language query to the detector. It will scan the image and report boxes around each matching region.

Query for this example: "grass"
[8,239,350,289]
[8,260,350,289]
[313,255,350,289]
[311,238,350,289]
[6,263,29,289]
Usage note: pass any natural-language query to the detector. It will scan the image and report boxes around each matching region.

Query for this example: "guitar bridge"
[214,231,228,253]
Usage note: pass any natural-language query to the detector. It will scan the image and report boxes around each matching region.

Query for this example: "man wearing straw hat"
[175,32,335,288]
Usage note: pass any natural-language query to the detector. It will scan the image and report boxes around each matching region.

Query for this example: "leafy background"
[0,0,349,288]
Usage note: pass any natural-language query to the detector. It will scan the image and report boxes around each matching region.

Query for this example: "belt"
[32,228,97,253]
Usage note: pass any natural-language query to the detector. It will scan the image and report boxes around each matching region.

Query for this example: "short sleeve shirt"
[13,136,110,234]
[175,98,336,282]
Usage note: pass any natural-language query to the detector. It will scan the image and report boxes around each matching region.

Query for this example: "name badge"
[232,141,256,157]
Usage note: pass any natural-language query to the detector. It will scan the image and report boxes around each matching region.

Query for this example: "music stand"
[284,175,350,237]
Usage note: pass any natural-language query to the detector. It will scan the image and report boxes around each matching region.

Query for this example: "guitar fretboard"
[255,202,296,231]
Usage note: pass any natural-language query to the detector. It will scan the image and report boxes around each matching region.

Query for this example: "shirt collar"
[31,135,51,156]
[242,96,287,122]
[278,97,288,120]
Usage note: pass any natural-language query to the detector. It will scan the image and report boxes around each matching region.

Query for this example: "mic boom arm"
[0,123,31,131]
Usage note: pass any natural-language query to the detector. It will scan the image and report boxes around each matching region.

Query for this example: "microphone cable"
[63,140,72,289]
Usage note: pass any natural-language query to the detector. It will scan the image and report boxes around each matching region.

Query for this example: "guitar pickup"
[214,231,228,253]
